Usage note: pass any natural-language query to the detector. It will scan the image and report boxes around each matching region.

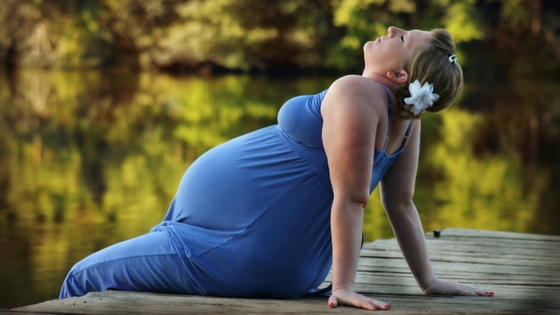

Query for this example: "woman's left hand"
[328,286,391,311]
[424,278,494,297]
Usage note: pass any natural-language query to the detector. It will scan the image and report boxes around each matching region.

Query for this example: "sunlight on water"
[0,69,559,308]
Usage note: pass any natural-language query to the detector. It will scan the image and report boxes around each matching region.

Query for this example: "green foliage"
[328,0,389,70]
[424,108,536,233]
[0,0,557,75]
[152,0,335,71]
[501,0,531,28]
[55,10,114,69]
[441,1,484,43]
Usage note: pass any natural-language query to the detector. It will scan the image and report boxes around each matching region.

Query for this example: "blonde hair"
[397,29,463,119]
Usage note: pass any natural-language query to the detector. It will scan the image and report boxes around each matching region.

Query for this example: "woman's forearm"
[385,201,437,291]
[330,198,365,291]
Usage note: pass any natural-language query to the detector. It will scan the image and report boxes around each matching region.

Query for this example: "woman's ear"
[387,70,409,84]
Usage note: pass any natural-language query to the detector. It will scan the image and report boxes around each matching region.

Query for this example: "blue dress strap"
[375,82,392,150]
[400,120,413,150]
[375,81,413,151]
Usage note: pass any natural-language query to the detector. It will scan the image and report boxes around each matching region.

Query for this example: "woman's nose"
[388,26,403,38]
[388,26,397,37]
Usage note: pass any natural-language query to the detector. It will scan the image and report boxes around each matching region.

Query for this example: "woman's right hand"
[424,278,494,297]
[328,286,391,311]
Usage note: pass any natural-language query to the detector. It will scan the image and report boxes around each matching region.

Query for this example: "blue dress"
[60,84,411,300]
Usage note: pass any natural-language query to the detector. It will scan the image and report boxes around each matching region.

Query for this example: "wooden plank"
[365,239,560,256]
[357,258,559,278]
[10,290,559,315]
[0,311,62,315]
[8,229,560,315]
[361,249,560,265]
[366,238,560,253]
[11,292,333,315]
[439,228,560,242]
[361,237,560,268]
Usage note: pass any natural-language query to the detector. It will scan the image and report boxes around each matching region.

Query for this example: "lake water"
[1,69,559,309]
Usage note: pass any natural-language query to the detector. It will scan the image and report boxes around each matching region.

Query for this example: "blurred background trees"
[0,0,558,78]
[1,1,560,307]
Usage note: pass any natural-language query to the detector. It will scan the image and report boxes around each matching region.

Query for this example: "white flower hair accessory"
[404,80,440,115]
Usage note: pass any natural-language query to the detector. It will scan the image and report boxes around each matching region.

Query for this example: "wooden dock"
[3,228,560,314]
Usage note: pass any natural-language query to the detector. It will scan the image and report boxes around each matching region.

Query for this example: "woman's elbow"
[381,190,414,212]
[379,176,418,219]
[333,191,370,211]
[381,200,404,213]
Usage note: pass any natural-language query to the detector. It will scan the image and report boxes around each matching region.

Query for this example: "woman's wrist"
[332,284,354,293]
[421,276,438,293]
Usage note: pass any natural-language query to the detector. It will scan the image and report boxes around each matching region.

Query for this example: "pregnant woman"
[60,26,493,311]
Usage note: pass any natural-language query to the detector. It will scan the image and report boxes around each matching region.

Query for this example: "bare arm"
[321,76,390,311]
[379,120,436,289]
[380,121,494,296]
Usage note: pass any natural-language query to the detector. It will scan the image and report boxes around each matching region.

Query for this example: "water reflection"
[0,69,558,308]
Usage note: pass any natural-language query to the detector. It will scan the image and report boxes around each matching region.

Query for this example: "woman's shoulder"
[329,74,374,89]
[323,75,390,114]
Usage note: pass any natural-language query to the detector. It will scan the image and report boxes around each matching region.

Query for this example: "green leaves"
[0,0,557,74]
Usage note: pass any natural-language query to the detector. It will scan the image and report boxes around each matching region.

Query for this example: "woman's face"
[364,26,431,74]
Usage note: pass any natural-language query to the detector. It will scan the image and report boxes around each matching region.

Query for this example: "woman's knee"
[58,232,181,299]
[59,262,98,299]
